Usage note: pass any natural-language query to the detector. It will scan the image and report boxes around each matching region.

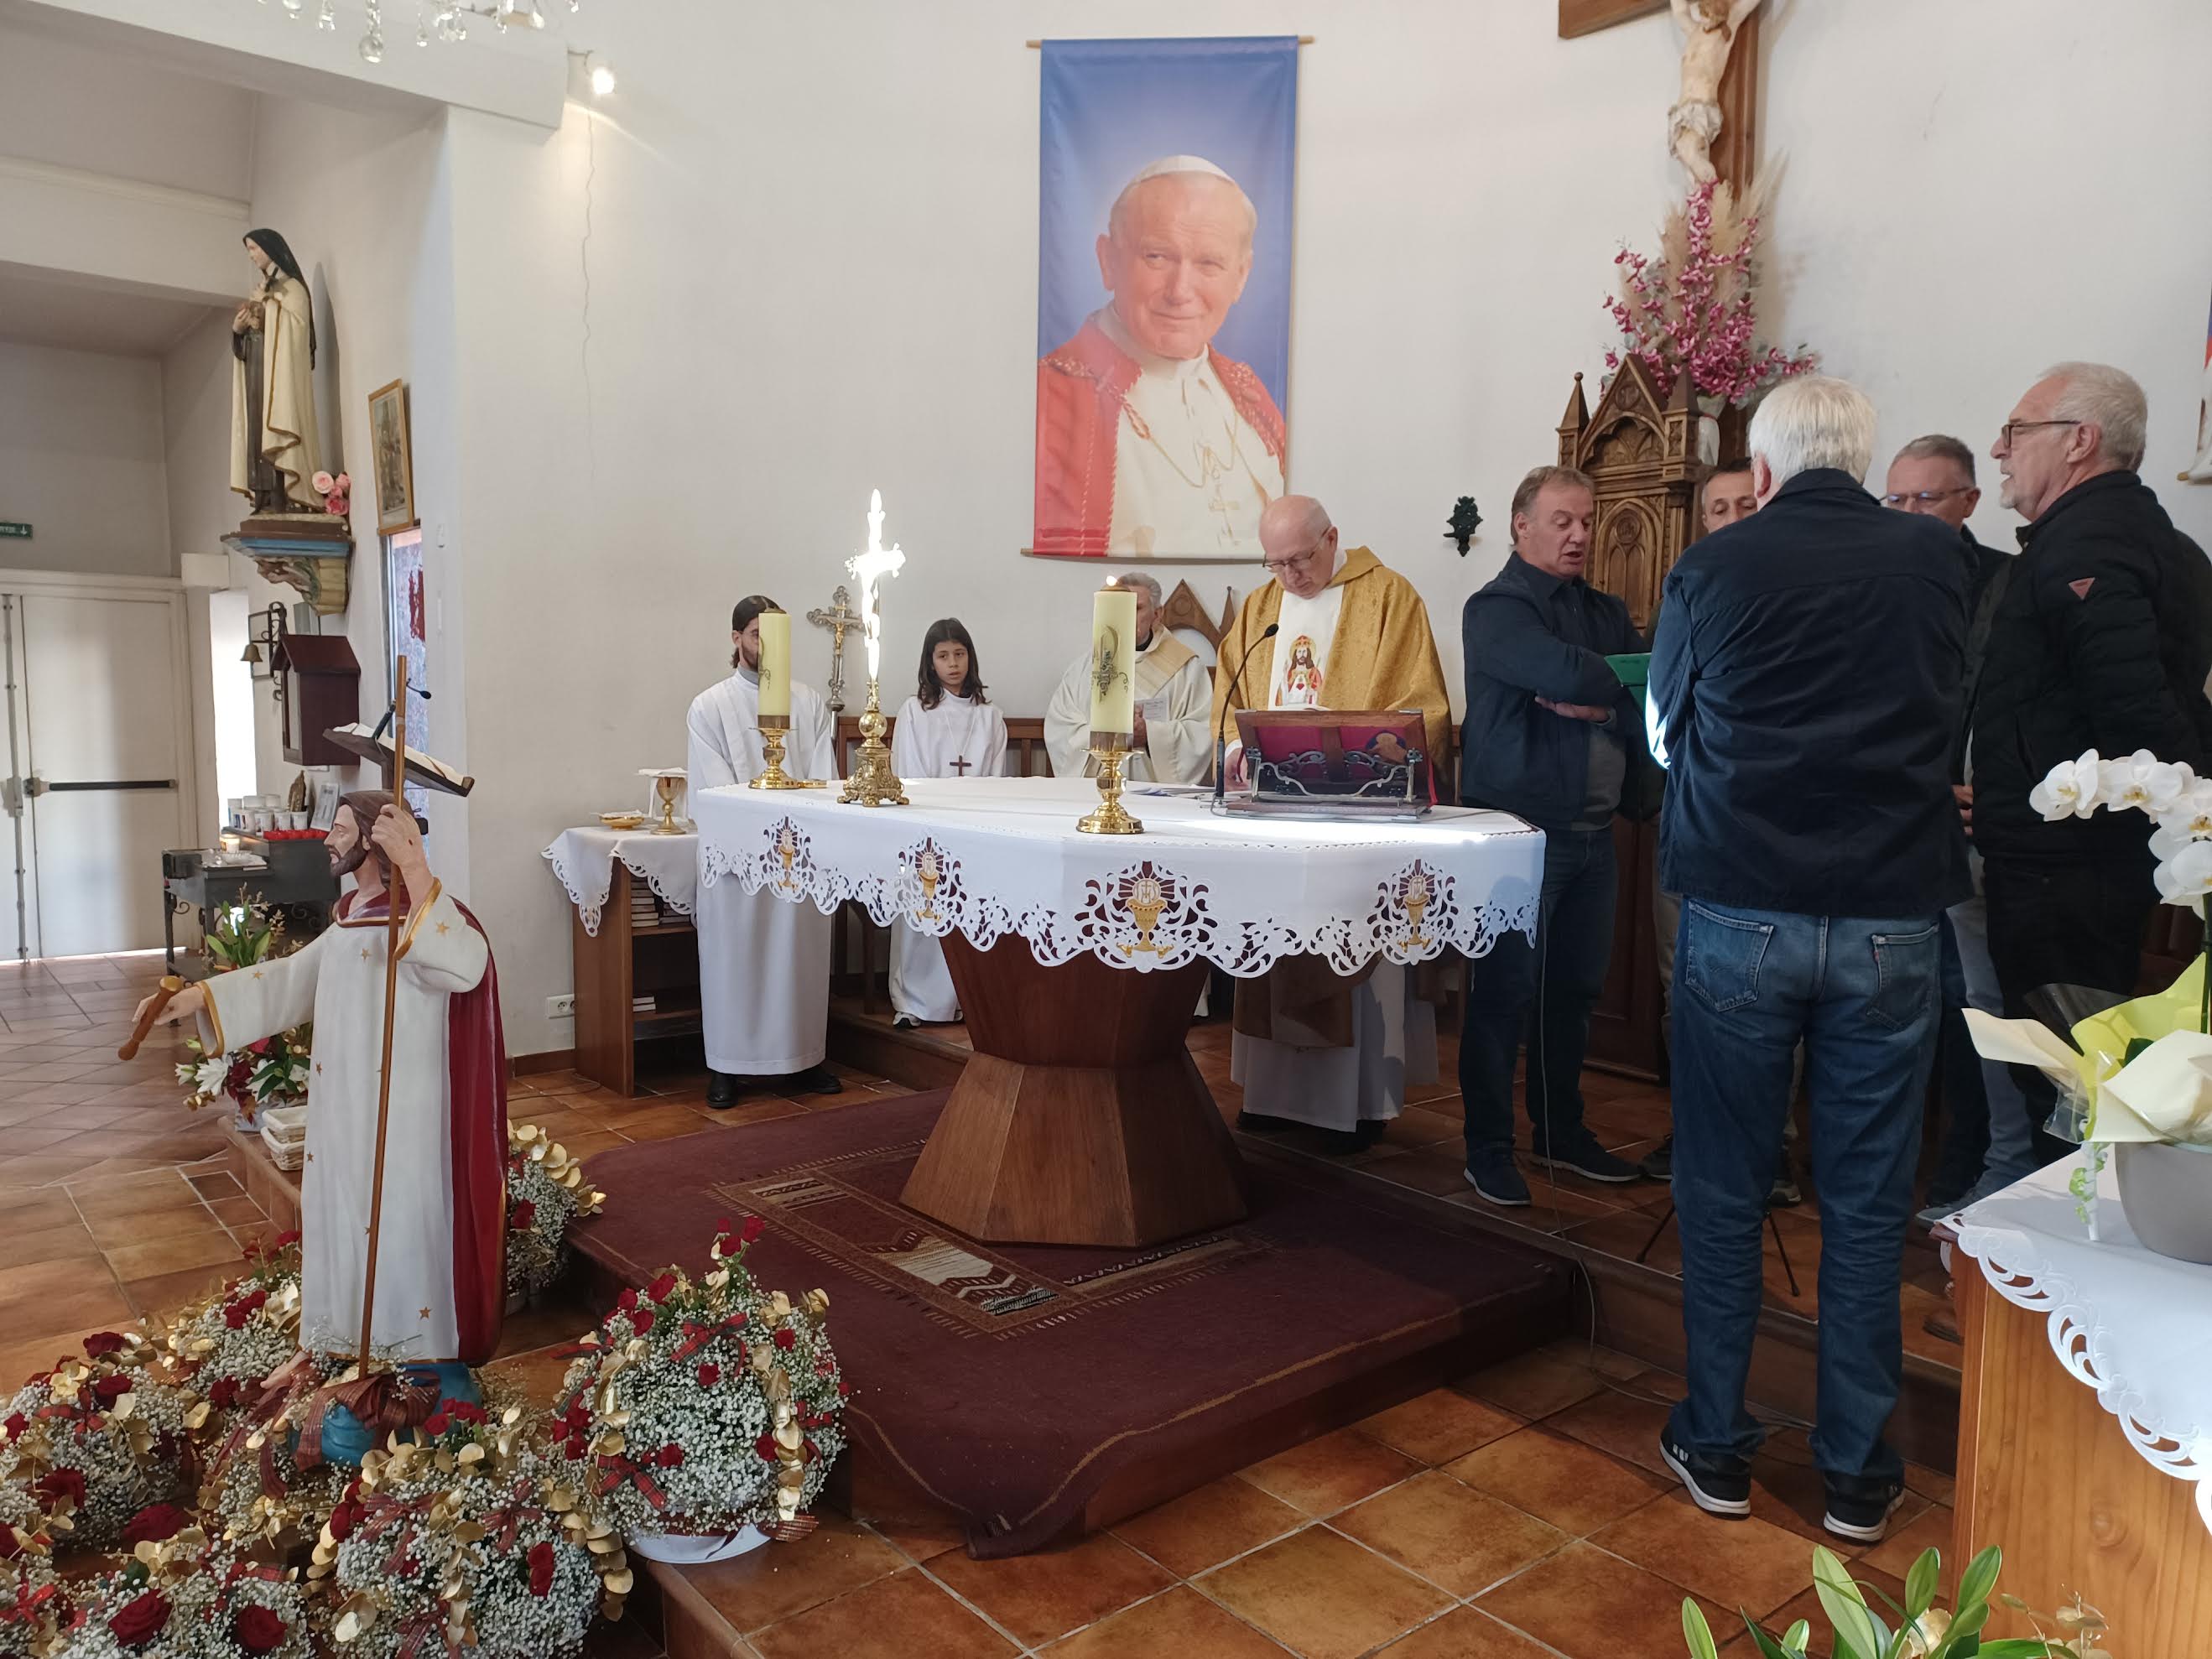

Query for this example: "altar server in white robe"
[887,619,1007,1025]
[141,791,507,1373]
[1044,572,1212,783]
[687,595,841,1108]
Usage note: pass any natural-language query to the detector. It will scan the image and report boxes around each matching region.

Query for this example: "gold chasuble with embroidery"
[1210,546,1452,769]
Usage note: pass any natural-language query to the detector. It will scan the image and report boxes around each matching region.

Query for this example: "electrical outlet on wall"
[546,994,576,1019]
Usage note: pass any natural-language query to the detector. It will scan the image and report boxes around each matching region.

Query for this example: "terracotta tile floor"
[0,958,1958,1658]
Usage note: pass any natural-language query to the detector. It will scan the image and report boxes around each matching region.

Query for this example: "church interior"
[2,3,2210,1657]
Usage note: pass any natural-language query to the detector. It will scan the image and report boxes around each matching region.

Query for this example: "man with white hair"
[1970,363,2212,1168]
[1044,571,1212,783]
[1647,375,1970,1544]
[1034,155,1287,559]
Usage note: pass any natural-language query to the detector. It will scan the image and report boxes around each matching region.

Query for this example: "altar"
[691,775,1543,1246]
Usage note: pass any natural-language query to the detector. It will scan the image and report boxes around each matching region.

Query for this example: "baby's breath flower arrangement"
[310,1402,623,1659]
[550,1217,847,1558]
[0,1474,67,1659]
[156,1236,303,1422]
[503,1126,605,1302]
[51,1522,307,1659]
[0,1334,200,1551]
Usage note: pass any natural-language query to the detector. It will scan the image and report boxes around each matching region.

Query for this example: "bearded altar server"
[687,595,841,1106]
[1045,573,1212,783]
[1218,496,1453,1152]
[143,791,506,1371]
[889,619,1007,1025]
[230,228,323,515]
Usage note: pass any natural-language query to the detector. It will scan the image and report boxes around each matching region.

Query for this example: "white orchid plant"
[2028,747,2212,911]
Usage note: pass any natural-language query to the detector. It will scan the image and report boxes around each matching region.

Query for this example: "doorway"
[0,579,194,959]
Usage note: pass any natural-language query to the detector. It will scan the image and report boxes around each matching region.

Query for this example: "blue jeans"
[1666,899,1942,1486]
[1948,854,2037,1186]
[1460,827,1616,1159]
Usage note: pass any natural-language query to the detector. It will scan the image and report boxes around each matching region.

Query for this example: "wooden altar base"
[899,937,1241,1246]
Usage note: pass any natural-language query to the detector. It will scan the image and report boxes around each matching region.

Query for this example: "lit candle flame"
[844,488,906,681]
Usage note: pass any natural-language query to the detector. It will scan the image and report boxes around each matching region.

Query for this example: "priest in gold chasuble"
[1217,497,1454,1152]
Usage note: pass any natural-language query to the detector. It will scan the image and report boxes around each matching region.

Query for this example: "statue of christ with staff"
[129,664,507,1458]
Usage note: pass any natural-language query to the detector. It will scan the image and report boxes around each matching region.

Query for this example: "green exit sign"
[0,523,29,539]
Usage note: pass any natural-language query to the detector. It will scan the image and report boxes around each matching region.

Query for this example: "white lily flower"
[2100,750,2194,815]
[195,1055,232,1095]
[2153,840,2212,909]
[2029,749,2103,820]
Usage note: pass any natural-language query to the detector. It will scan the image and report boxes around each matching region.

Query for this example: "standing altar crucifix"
[806,585,862,716]
[839,490,909,808]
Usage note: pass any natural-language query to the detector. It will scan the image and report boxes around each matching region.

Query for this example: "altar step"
[825,996,1965,1477]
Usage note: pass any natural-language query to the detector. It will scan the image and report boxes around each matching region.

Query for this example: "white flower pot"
[627,1526,771,1564]
[2116,1141,2212,1265]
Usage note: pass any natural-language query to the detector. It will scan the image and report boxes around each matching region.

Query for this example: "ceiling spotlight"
[589,61,616,96]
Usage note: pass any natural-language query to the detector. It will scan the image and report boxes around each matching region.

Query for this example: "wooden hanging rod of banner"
[1026,35,1314,47]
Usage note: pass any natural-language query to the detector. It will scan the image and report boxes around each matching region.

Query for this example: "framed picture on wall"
[382,527,430,818]
[367,378,417,534]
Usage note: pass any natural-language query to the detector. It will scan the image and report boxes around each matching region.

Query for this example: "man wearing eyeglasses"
[1971,364,2212,1171]
[1217,494,1453,1152]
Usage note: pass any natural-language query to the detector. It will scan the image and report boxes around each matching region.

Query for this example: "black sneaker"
[785,1065,844,1096]
[1658,1433,1751,1518]
[1236,1110,1299,1134]
[1464,1154,1530,1208]
[1822,1480,1904,1543]
[1529,1130,1642,1183]
[1639,1134,1674,1182]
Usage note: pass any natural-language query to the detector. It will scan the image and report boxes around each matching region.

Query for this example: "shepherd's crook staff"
[354,653,409,1375]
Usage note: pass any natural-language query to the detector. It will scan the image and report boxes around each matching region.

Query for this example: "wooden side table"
[571,864,701,1095]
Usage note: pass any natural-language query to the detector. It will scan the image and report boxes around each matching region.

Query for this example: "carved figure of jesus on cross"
[806,584,862,715]
[1558,0,1762,189]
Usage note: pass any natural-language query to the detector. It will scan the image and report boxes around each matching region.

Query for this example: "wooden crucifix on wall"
[1559,0,1762,190]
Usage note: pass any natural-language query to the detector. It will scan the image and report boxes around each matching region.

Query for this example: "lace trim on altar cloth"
[543,844,696,938]
[1953,1217,2212,1537]
[700,819,1539,976]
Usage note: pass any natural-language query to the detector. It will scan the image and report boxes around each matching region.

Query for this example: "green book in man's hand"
[1606,653,1652,695]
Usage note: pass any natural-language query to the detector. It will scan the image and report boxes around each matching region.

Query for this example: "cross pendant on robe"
[950,756,971,777]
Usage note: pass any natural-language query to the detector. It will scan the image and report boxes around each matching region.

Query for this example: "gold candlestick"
[750,715,824,791]
[838,677,908,808]
[1077,734,1142,835]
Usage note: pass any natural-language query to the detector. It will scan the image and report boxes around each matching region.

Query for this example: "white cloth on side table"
[887,694,1007,1022]
[684,668,837,1075]
[1953,1155,2212,1537]
[542,827,698,934]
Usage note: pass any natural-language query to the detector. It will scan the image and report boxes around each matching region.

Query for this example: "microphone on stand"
[1214,623,1279,808]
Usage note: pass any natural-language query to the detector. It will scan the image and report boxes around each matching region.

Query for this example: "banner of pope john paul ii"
[1033,37,1299,560]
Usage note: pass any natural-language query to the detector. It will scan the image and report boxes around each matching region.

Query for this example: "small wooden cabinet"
[271,634,360,766]
[571,864,701,1095]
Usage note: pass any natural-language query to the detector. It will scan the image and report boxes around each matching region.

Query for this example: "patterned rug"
[570,1092,1571,1556]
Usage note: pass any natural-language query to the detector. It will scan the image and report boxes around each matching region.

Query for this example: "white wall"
[0,340,172,575]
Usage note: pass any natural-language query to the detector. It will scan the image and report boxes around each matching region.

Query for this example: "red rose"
[121,1505,190,1547]
[107,1590,169,1647]
[616,1288,638,1313]
[81,1333,126,1359]
[773,1329,796,1352]
[447,1401,487,1425]
[91,1375,131,1407]
[421,1412,450,1438]
[564,1434,588,1459]
[508,1201,536,1232]
[695,1365,720,1388]
[270,1230,300,1251]
[207,1377,241,1410]
[716,1216,733,1235]
[232,1605,286,1656]
[2,1413,23,1441]
[653,1444,684,1469]
[740,1216,766,1245]
[0,1529,21,1561]
[647,1272,678,1303]
[327,1500,364,1542]
[222,1301,252,1331]
[34,1469,85,1511]
[754,1433,778,1461]
[629,1308,655,1334]
[837,1379,851,1399]
[527,1540,555,1598]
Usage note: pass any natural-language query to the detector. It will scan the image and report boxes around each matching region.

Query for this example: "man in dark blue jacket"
[1457,465,1660,1206]
[1647,376,1968,1545]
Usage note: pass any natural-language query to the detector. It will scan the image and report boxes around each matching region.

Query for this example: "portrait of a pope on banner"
[1033,37,1299,559]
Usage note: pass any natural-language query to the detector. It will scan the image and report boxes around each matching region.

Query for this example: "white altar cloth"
[690,777,1543,976]
[1954,1155,2212,1536]
[543,827,698,935]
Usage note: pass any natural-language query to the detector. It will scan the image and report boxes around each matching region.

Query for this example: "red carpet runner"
[569,1091,1571,1556]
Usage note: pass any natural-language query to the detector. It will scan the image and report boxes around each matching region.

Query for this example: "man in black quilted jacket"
[1972,361,2212,1165]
